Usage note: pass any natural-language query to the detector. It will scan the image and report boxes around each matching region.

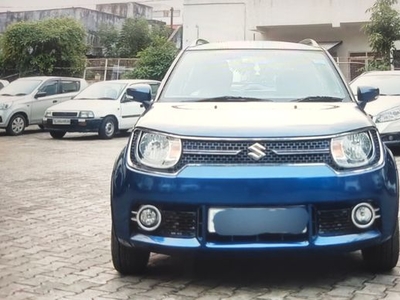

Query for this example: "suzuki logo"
[248,143,266,161]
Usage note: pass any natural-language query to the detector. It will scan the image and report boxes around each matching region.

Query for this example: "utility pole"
[170,7,174,28]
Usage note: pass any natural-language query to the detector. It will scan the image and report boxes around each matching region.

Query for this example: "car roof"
[361,70,400,76]
[187,40,323,51]
[93,79,161,84]
[16,76,85,81]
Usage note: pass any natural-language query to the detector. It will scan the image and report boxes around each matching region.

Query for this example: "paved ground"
[1,128,400,300]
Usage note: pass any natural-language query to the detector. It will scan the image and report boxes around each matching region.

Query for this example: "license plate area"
[53,118,71,125]
[208,207,308,236]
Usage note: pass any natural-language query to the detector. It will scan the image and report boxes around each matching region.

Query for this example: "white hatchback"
[43,79,160,139]
[0,76,88,135]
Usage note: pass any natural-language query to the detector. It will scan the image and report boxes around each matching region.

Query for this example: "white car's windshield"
[74,82,127,100]
[350,75,400,96]
[0,79,42,96]
[160,49,350,102]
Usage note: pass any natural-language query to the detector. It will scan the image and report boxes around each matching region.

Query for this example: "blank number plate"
[53,119,71,125]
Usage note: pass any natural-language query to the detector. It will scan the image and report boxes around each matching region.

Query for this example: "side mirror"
[35,91,47,99]
[126,84,152,109]
[121,94,134,103]
[357,86,379,109]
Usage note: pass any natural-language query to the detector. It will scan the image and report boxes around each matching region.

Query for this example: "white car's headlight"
[79,111,94,118]
[331,132,374,168]
[0,103,11,110]
[135,132,182,169]
[45,111,52,117]
[375,106,400,123]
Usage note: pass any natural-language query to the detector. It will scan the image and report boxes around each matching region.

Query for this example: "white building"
[183,0,400,80]
[133,0,183,26]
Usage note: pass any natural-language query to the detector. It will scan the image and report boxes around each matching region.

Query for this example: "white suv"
[0,76,88,135]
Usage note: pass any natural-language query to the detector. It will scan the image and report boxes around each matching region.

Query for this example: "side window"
[39,80,59,96]
[61,80,80,94]
[150,84,160,99]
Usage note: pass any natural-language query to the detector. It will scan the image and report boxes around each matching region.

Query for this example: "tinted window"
[61,80,80,93]
[160,49,349,102]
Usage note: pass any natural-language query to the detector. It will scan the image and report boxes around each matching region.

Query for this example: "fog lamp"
[351,203,375,229]
[137,205,162,231]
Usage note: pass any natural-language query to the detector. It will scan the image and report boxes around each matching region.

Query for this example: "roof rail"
[298,39,320,48]
[190,38,209,47]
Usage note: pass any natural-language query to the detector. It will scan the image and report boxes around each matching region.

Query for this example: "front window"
[74,82,127,100]
[0,79,42,96]
[160,49,350,102]
[350,74,400,96]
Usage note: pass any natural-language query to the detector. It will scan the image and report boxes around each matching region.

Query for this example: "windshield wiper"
[380,93,400,96]
[97,97,116,100]
[292,96,343,102]
[195,96,273,102]
[0,93,13,96]
[14,93,27,96]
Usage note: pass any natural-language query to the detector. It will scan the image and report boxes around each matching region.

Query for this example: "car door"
[30,79,61,124]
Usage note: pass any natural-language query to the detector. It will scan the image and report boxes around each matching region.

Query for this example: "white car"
[43,79,161,139]
[0,76,88,135]
[0,80,9,90]
[350,70,400,146]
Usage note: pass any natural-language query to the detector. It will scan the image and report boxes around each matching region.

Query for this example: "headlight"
[331,132,374,168]
[376,106,400,123]
[0,103,11,110]
[79,111,94,118]
[45,111,52,117]
[135,132,182,169]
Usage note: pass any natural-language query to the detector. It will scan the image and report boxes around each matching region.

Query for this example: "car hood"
[136,102,375,138]
[364,96,400,116]
[48,99,116,111]
[0,95,29,103]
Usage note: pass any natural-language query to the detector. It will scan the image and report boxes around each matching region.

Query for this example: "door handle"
[53,100,58,103]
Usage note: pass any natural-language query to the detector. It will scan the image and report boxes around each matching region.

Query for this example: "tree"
[97,24,119,58]
[363,0,400,70]
[124,37,178,81]
[117,18,152,58]
[1,18,87,76]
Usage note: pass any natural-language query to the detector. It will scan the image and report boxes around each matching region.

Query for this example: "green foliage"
[363,0,400,68]
[1,18,87,76]
[97,24,119,58]
[117,18,152,58]
[123,37,178,81]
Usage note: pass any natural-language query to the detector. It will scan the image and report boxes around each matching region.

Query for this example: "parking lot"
[1,128,400,300]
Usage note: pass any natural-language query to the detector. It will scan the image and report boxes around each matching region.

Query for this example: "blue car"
[110,39,399,274]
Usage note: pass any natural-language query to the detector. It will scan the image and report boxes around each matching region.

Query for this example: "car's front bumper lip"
[42,118,102,132]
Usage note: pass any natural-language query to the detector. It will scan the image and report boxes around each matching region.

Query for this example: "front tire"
[6,114,27,136]
[99,117,116,139]
[362,221,399,272]
[111,227,150,275]
[50,131,66,139]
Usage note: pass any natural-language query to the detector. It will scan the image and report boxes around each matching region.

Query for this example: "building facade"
[183,0,400,80]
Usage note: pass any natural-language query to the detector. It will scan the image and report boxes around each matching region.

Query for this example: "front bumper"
[43,117,102,132]
[111,147,399,255]
[376,121,400,145]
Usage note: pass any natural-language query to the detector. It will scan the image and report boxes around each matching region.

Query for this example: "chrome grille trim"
[126,127,384,175]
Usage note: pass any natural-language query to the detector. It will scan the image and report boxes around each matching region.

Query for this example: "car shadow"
[127,251,381,287]
[59,131,131,141]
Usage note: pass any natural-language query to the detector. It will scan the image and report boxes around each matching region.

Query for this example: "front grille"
[52,112,78,117]
[130,129,382,173]
[206,233,307,243]
[317,208,358,236]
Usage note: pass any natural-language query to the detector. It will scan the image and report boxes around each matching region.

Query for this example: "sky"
[0,0,163,12]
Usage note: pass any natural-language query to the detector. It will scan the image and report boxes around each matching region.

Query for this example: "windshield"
[0,79,42,96]
[350,74,400,96]
[159,49,350,102]
[74,82,127,100]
